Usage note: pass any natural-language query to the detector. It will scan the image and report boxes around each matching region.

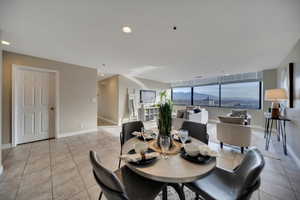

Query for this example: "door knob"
[50,107,55,111]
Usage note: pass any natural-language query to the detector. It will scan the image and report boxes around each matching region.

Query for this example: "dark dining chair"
[90,151,165,200]
[183,147,265,200]
[181,121,209,144]
[118,121,144,168]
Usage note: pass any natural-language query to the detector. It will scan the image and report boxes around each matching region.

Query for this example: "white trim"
[0,165,3,176]
[287,145,300,168]
[57,128,98,138]
[98,116,118,125]
[12,65,60,146]
[2,143,11,149]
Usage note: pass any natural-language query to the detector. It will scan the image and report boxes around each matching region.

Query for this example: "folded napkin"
[120,152,160,162]
[171,130,180,140]
[131,131,156,139]
[199,145,219,157]
[131,131,142,137]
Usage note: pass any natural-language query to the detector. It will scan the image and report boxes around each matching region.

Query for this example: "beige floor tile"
[250,190,260,200]
[1,123,299,200]
[260,191,279,200]
[28,154,50,164]
[53,177,85,200]
[52,167,80,187]
[295,192,300,200]
[51,152,73,166]
[87,185,102,200]
[69,190,90,200]
[16,180,52,200]
[24,157,50,175]
[20,167,51,190]
[79,166,97,188]
[261,170,292,190]
[0,165,25,182]
[261,181,297,200]
[0,179,21,200]
[52,159,76,175]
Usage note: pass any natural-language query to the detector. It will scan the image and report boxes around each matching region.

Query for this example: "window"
[172,87,192,105]
[193,84,220,106]
[221,81,261,109]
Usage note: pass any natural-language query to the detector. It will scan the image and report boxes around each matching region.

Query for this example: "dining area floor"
[0,123,299,200]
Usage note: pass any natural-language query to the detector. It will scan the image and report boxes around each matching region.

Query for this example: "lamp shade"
[265,88,288,101]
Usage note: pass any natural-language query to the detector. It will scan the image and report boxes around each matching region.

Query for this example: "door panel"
[16,68,55,144]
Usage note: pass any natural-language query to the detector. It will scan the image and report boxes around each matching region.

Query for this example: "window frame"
[171,86,193,106]
[171,80,262,110]
[192,83,220,107]
[219,80,262,110]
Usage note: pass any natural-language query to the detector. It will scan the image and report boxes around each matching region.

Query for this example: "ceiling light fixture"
[1,40,10,45]
[122,26,132,33]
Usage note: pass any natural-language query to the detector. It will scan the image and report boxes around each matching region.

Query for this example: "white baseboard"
[57,128,98,138]
[287,145,300,168]
[2,143,12,149]
[0,165,3,176]
[98,116,118,125]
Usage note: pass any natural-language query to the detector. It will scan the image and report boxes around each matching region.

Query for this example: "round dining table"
[122,137,217,200]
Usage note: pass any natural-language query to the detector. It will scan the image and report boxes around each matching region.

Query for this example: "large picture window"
[193,84,220,106]
[172,87,192,105]
[221,81,261,109]
[171,81,261,109]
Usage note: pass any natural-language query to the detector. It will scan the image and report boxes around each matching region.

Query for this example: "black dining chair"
[118,121,144,168]
[181,121,209,144]
[183,147,265,200]
[90,151,165,200]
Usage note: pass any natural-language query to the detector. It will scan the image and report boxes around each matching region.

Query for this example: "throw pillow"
[218,116,245,125]
[193,108,201,113]
[231,110,247,118]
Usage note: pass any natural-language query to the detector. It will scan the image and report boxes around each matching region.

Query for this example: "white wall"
[97,75,170,125]
[118,75,170,125]
[2,51,98,143]
[0,31,3,175]
[98,76,119,124]
[277,39,300,166]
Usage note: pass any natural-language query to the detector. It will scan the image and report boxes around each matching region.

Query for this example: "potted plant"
[157,91,173,151]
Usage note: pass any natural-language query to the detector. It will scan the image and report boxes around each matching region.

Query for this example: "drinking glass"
[141,127,146,142]
[159,135,170,159]
[179,130,189,146]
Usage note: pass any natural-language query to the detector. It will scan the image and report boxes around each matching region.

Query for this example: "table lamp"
[265,88,288,118]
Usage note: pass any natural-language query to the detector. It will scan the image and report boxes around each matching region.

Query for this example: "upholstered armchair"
[227,109,252,125]
[217,116,252,153]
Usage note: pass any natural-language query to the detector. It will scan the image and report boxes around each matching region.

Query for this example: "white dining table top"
[122,137,216,183]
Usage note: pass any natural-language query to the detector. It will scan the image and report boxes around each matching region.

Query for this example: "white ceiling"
[1,0,300,83]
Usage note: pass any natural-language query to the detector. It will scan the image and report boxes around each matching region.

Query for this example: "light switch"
[91,97,97,103]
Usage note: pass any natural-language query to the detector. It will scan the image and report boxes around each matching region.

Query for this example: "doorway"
[12,65,59,146]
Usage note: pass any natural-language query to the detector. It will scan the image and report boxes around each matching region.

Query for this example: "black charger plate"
[127,149,157,166]
[180,148,212,164]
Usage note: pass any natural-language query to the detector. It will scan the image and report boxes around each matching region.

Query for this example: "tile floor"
[0,123,299,200]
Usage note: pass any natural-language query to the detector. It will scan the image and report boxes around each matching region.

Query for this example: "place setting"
[131,127,157,141]
[122,127,218,168]
[120,141,160,166]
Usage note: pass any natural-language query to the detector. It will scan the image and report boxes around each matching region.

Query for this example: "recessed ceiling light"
[122,26,132,33]
[1,40,10,45]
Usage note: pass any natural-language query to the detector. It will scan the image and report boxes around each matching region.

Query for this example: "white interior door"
[15,68,55,144]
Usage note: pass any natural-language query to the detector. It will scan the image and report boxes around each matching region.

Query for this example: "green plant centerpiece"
[157,91,173,149]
